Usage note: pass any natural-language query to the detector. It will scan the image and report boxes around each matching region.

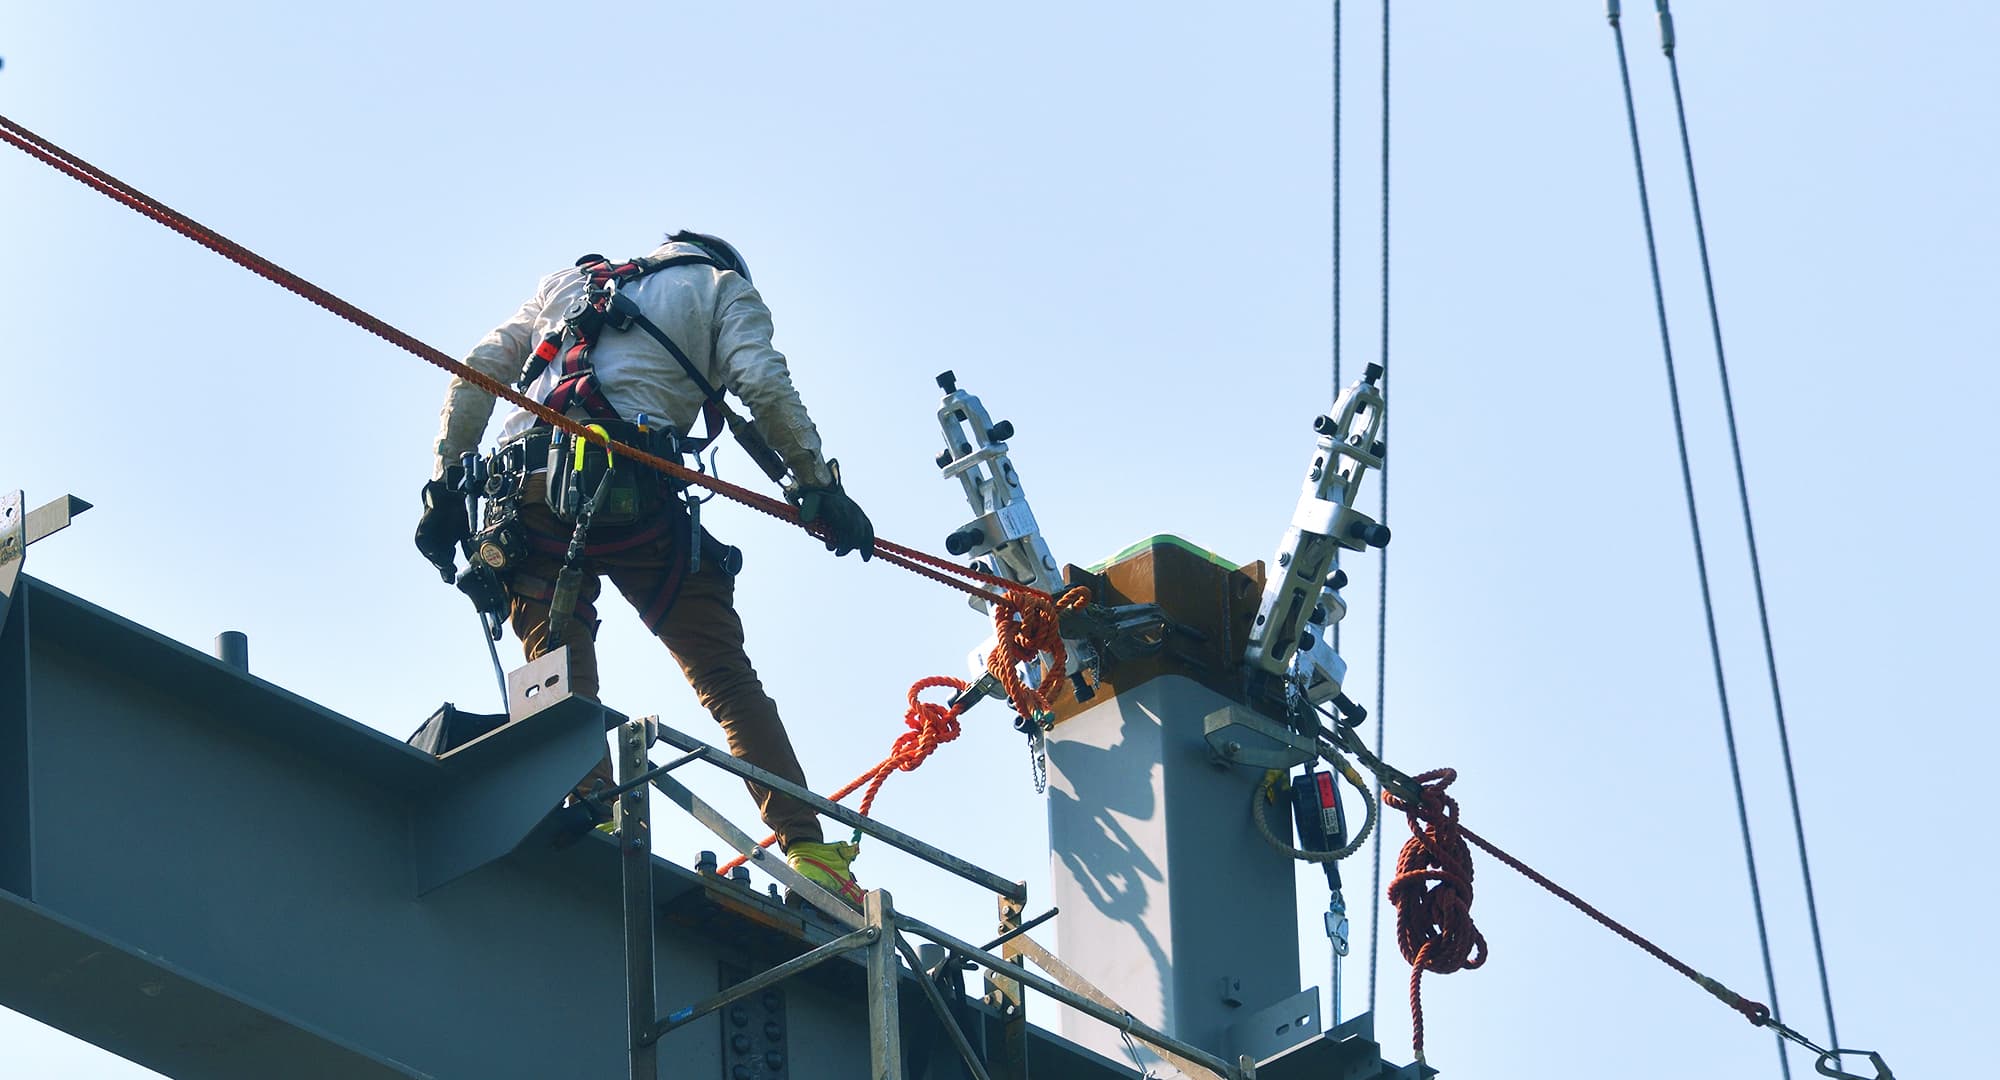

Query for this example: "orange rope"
[718,585,1091,875]
[986,585,1091,717]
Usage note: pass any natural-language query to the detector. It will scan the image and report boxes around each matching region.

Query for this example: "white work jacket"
[431,240,832,487]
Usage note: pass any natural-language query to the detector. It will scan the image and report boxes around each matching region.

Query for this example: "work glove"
[790,461,874,561]
[415,477,470,582]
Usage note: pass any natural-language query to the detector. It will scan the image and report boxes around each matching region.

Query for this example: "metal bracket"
[0,491,92,633]
[1816,1050,1895,1080]
[506,646,575,723]
[1225,988,1322,1065]
[1204,705,1319,769]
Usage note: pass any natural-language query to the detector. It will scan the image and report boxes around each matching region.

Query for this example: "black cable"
[1653,0,1841,1060]
[1364,0,1388,1024]
[1605,4,1789,1075]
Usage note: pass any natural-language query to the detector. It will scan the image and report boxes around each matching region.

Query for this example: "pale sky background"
[3,3,1995,1078]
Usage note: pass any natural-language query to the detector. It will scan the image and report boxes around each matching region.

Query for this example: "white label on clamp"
[1291,497,1341,537]
[995,500,1038,541]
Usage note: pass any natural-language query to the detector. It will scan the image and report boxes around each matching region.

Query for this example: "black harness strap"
[512,252,734,452]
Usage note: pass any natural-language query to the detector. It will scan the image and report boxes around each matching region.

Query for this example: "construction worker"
[414,231,873,906]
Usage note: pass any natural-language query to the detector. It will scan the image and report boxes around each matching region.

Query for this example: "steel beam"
[619,719,660,1080]
[865,892,904,1080]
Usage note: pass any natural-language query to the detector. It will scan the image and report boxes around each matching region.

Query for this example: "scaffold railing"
[604,716,1255,1080]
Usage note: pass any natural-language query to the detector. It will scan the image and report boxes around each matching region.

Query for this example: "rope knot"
[857,676,969,816]
[1383,768,1487,1062]
[986,586,1091,719]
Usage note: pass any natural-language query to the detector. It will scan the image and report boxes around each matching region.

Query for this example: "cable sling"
[1652,1,1842,1057]
[1602,8,1788,1074]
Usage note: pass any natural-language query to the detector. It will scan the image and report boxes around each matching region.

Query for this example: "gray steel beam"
[618,719,660,1080]
[0,575,1424,1080]
[866,892,904,1080]
[0,887,428,1079]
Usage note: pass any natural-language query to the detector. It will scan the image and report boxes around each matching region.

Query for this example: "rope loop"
[987,585,1091,719]
[1383,768,1487,1063]
[858,676,970,816]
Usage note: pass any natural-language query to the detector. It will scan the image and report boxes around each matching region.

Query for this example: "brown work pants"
[506,475,824,850]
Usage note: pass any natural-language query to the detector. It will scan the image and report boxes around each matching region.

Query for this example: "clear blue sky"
[3,3,1993,1077]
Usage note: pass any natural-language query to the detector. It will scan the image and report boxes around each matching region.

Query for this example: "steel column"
[865,891,904,1080]
[617,718,658,1080]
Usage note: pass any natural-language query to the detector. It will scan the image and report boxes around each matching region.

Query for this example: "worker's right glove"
[790,461,874,561]
[415,477,470,582]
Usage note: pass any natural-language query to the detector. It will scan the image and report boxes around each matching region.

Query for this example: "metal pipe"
[649,771,865,931]
[594,749,704,803]
[646,926,878,1044]
[651,722,1025,901]
[895,915,1240,1080]
[214,631,248,672]
[978,906,1057,953]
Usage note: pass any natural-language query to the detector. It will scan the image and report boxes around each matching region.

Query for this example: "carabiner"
[1814,1050,1894,1080]
[574,423,613,474]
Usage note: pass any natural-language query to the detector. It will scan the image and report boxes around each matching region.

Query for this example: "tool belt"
[483,420,684,527]
[471,419,742,591]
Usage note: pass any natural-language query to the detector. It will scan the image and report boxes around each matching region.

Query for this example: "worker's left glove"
[790,461,874,561]
[415,477,470,582]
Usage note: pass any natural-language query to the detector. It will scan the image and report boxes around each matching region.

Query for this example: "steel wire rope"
[1365,0,1390,1023]
[1653,1,1842,1059]
[1604,6,1788,1075]
[1331,0,1343,659]
[0,113,1047,616]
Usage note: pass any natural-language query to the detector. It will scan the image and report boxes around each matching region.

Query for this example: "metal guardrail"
[607,717,1255,1080]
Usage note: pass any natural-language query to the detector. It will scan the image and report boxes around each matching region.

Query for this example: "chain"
[1029,725,1049,795]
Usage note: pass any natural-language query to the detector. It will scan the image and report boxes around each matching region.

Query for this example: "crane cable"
[1652,1,1843,1060]
[1604,5,1788,1076]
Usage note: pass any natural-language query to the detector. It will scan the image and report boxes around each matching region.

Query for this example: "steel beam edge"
[0,887,432,1080]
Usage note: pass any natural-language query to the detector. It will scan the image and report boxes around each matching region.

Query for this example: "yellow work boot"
[784,840,865,911]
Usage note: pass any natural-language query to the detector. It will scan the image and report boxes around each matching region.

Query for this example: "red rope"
[1383,769,1487,1063]
[0,112,1035,610]
[1456,820,1771,1027]
[1383,766,1773,1064]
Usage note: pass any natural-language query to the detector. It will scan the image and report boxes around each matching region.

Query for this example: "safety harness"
[477,245,760,641]
[515,250,734,451]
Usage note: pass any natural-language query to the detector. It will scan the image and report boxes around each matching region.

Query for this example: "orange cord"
[718,585,1091,876]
